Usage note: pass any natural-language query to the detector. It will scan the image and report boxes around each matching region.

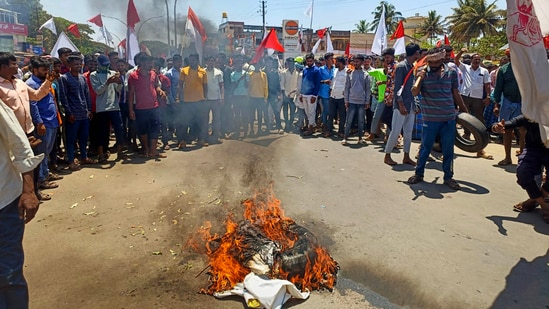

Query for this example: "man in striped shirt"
[408,48,468,190]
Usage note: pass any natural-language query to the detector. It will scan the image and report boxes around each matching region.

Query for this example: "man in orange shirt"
[178,53,208,148]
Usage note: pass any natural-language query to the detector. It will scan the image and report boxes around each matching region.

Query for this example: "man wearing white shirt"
[0,99,43,308]
[328,56,347,137]
[455,48,493,159]
[280,58,299,132]
[205,56,224,143]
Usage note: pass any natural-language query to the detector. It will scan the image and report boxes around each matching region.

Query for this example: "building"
[403,13,427,39]
[0,8,28,52]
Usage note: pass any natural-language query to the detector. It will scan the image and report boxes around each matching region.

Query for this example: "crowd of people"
[1,43,547,208]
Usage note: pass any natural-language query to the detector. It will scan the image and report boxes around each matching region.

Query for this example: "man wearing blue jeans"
[0,100,43,309]
[27,56,62,188]
[58,55,94,170]
[409,48,468,190]
[319,53,334,137]
[342,54,370,145]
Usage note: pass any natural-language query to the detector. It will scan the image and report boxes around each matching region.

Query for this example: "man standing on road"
[280,57,299,133]
[328,56,347,138]
[127,53,167,158]
[178,53,208,148]
[409,48,468,190]
[492,50,526,166]
[342,54,370,145]
[319,52,334,137]
[454,48,493,160]
[248,62,268,136]
[384,43,420,166]
[205,56,224,144]
[265,58,282,134]
[0,99,43,309]
[165,54,182,143]
[299,53,321,136]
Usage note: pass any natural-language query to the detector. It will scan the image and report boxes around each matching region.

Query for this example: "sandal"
[477,152,494,160]
[498,159,512,166]
[80,158,98,164]
[513,200,538,212]
[407,175,424,184]
[39,181,58,189]
[38,192,52,201]
[444,179,461,190]
[98,154,109,163]
[69,163,81,171]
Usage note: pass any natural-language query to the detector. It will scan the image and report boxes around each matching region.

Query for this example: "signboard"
[33,46,44,55]
[0,22,28,36]
[282,20,301,58]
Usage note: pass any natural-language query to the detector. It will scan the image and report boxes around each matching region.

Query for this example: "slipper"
[69,163,81,171]
[477,153,494,160]
[403,159,417,166]
[498,159,512,166]
[407,175,424,184]
[513,200,538,212]
[39,181,58,189]
[444,179,461,190]
[38,192,52,201]
[164,145,171,151]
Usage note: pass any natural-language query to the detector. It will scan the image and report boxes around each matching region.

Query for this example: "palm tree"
[420,10,445,42]
[446,0,505,46]
[368,1,405,34]
[354,20,370,33]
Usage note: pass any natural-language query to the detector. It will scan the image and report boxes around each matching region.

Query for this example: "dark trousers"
[180,102,208,142]
[88,113,99,152]
[95,111,124,149]
[516,147,549,199]
[120,103,136,144]
[462,95,485,136]
[0,197,29,309]
[233,96,250,133]
[281,95,296,131]
[250,97,267,133]
[65,118,90,163]
[329,98,346,134]
[267,96,282,130]
[221,96,234,135]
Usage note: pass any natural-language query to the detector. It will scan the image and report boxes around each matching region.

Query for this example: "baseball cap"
[97,55,110,67]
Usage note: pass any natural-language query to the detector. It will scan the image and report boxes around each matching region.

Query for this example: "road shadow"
[486,211,549,236]
[403,176,490,200]
[244,136,284,148]
[491,163,517,174]
[489,249,549,309]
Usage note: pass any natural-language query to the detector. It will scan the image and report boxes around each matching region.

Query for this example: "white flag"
[39,17,57,35]
[506,0,549,146]
[304,0,313,17]
[311,37,321,54]
[50,32,78,56]
[326,31,334,53]
[371,6,387,55]
[126,27,139,66]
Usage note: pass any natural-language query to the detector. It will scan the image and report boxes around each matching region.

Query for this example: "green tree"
[419,10,445,42]
[446,0,505,46]
[369,1,405,34]
[353,20,370,33]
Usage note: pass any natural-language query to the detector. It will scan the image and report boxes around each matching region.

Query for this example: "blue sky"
[41,0,507,44]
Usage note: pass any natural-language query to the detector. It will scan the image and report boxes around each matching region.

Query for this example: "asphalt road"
[24,132,549,309]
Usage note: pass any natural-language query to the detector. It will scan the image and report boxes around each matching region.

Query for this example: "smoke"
[84,0,218,42]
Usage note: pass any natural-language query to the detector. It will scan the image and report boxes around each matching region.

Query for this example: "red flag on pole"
[118,39,126,47]
[316,28,327,39]
[344,42,350,57]
[390,20,404,40]
[127,0,140,29]
[67,24,81,38]
[88,14,103,27]
[443,35,455,58]
[251,28,284,64]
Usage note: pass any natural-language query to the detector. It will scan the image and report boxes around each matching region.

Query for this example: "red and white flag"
[390,20,405,55]
[251,28,284,64]
[67,24,81,38]
[88,14,113,45]
[506,0,549,146]
[126,0,140,66]
[186,7,208,63]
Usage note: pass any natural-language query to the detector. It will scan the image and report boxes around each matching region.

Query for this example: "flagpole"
[308,0,314,53]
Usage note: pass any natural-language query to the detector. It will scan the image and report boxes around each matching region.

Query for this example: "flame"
[188,188,338,294]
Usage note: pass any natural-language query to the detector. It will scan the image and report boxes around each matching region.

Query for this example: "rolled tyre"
[455,112,490,153]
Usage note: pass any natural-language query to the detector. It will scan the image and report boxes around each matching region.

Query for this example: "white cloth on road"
[214,272,310,309]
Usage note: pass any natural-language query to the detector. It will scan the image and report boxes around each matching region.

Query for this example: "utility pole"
[164,0,170,54]
[260,0,266,40]
[173,0,179,52]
